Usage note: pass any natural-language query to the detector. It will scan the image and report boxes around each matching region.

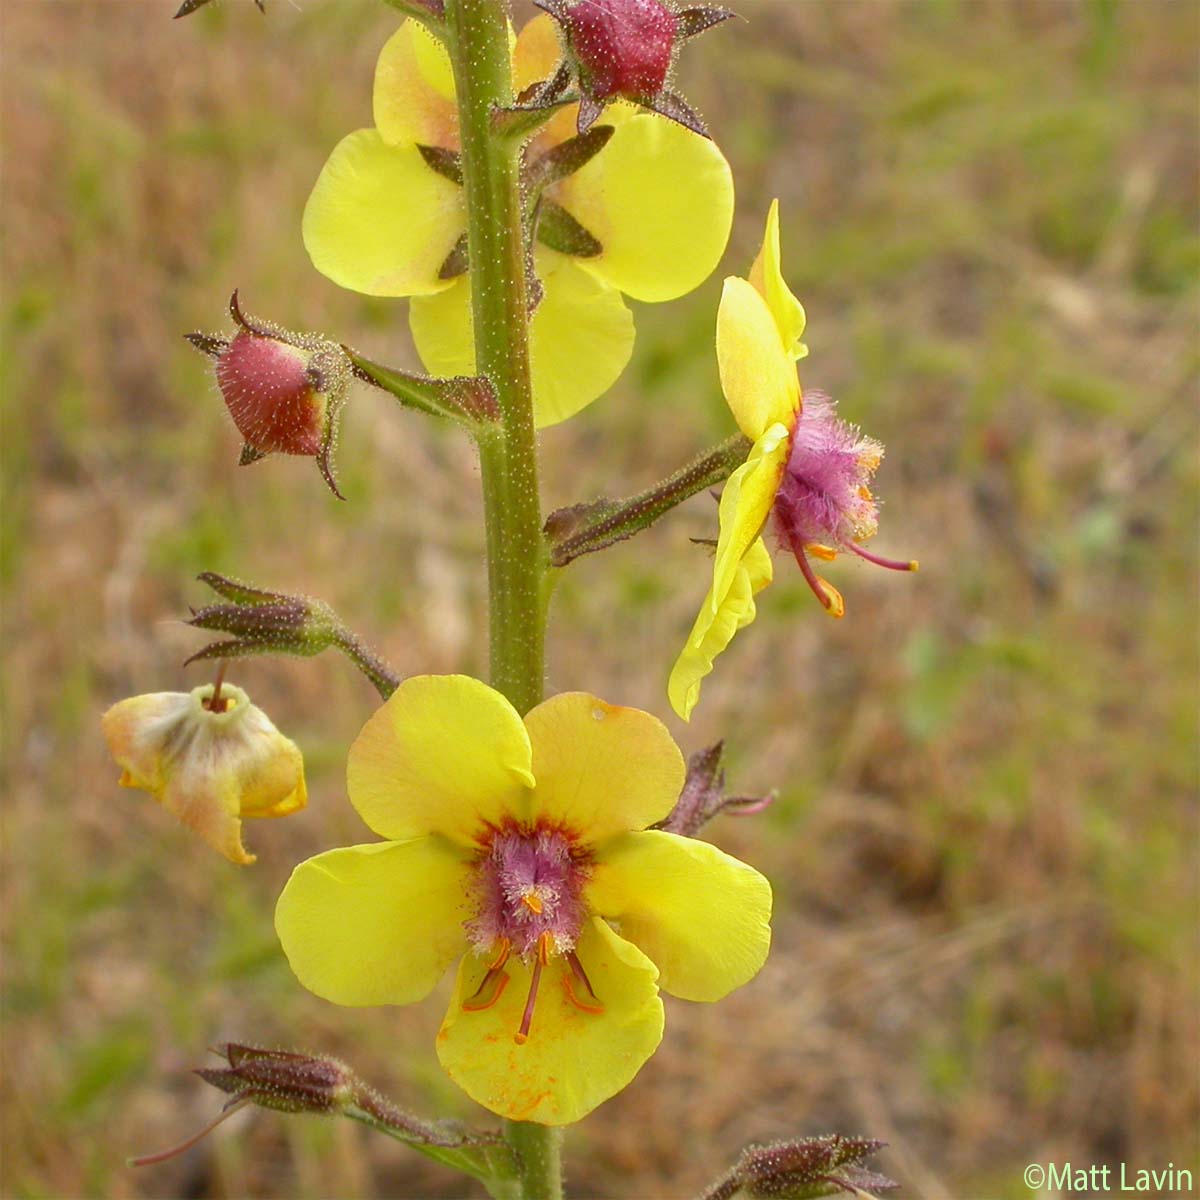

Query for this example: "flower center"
[772,390,917,615]
[462,827,602,1044]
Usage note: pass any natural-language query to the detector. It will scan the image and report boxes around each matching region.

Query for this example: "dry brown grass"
[2,1,1198,1197]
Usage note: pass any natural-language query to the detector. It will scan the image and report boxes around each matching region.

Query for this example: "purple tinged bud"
[568,0,678,101]
[535,0,736,135]
[733,1136,898,1199]
[182,572,402,700]
[131,1043,499,1170]
[196,1044,357,1115]
[185,573,339,665]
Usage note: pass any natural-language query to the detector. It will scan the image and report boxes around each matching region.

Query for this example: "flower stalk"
[545,432,752,567]
[443,0,556,1191]
[445,0,548,721]
[346,347,499,428]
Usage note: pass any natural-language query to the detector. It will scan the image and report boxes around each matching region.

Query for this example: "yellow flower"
[102,683,306,865]
[668,202,917,721]
[275,675,771,1125]
[303,16,735,427]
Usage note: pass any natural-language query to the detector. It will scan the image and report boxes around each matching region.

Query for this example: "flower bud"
[131,1040,491,1170]
[196,1045,356,1115]
[569,0,678,102]
[101,681,306,864]
[733,1136,897,1199]
[185,572,339,664]
[186,292,351,498]
[535,0,737,135]
[193,1044,493,1149]
[181,572,402,699]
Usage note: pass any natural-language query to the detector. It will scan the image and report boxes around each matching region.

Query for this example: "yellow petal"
[409,250,635,428]
[303,129,465,298]
[513,13,562,92]
[587,830,772,1001]
[710,424,790,612]
[373,20,460,149]
[553,112,734,303]
[275,838,471,1006]
[101,692,187,794]
[717,277,801,439]
[748,199,808,360]
[346,675,534,847]
[167,773,253,866]
[436,917,663,1124]
[523,693,684,844]
[668,538,773,721]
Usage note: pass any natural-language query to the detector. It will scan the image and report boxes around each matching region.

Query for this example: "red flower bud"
[569,0,677,101]
[216,332,327,458]
[535,1,737,136]
[187,292,352,498]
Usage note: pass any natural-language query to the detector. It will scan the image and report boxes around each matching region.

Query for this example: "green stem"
[446,0,546,719]
[345,347,499,427]
[502,1120,563,1200]
[444,2,559,1197]
[545,432,752,567]
[331,630,401,700]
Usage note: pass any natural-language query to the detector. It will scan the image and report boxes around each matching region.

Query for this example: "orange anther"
[521,892,544,915]
[463,967,510,1012]
[563,971,605,1015]
[487,938,512,972]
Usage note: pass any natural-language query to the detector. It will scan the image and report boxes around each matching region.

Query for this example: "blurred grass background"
[2,0,1198,1196]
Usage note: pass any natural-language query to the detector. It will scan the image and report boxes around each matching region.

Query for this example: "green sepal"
[535,200,602,258]
[526,125,614,191]
[677,6,739,41]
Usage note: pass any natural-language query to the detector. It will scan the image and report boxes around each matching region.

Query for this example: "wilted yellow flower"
[102,683,306,864]
[303,16,735,427]
[275,675,771,1125]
